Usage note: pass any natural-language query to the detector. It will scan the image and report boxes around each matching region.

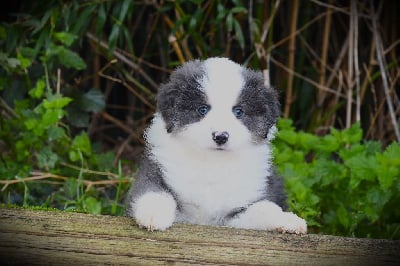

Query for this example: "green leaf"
[339,143,365,161]
[94,152,115,172]
[43,95,72,109]
[277,129,297,145]
[277,118,295,131]
[233,19,245,50]
[68,150,81,162]
[364,141,381,156]
[318,135,339,152]
[345,122,363,143]
[83,196,102,215]
[71,4,96,35]
[29,79,45,99]
[17,52,31,68]
[42,109,64,126]
[24,118,38,130]
[95,4,107,35]
[79,89,105,112]
[298,132,319,150]
[226,12,233,32]
[108,25,120,53]
[337,204,350,229]
[231,6,247,14]
[366,187,391,218]
[382,142,400,166]
[53,32,77,46]
[57,47,86,70]
[345,154,377,189]
[36,147,58,169]
[66,108,89,127]
[118,0,132,22]
[376,165,397,190]
[71,132,92,157]
[47,125,66,141]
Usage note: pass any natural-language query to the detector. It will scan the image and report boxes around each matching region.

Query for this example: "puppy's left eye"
[197,105,210,116]
[232,106,244,118]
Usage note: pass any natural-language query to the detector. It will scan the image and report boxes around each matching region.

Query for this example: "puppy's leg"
[226,200,307,234]
[130,191,177,231]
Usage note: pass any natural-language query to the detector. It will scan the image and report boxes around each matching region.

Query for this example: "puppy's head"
[157,57,280,151]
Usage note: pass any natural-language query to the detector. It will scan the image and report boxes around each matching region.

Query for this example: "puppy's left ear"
[263,85,280,140]
[157,84,178,133]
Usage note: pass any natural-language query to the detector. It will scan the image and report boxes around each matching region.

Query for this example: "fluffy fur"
[126,57,307,234]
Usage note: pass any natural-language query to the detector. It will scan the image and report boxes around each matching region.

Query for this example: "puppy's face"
[157,58,280,152]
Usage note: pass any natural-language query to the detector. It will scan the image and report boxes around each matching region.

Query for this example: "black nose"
[212,131,229,145]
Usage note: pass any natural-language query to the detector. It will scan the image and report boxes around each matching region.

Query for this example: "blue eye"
[233,106,244,118]
[197,105,210,116]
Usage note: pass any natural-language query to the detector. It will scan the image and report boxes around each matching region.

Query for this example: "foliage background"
[0,0,399,239]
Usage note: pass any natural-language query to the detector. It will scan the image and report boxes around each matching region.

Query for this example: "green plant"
[274,119,400,239]
[0,1,132,216]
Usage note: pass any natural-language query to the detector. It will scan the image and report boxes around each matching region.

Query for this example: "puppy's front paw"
[276,212,307,234]
[226,200,307,234]
[132,192,176,231]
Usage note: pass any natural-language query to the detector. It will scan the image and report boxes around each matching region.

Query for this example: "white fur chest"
[147,117,272,225]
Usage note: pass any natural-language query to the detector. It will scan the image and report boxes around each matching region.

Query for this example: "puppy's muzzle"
[212,131,229,145]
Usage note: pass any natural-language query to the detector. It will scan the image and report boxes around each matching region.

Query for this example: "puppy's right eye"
[197,105,210,116]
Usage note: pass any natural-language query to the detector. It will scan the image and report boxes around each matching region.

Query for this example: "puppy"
[126,57,307,234]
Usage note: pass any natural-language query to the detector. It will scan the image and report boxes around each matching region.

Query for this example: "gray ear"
[157,85,178,133]
[263,85,281,138]
[156,59,206,133]
[239,68,281,140]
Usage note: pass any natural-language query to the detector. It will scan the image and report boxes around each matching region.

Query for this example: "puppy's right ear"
[157,85,178,133]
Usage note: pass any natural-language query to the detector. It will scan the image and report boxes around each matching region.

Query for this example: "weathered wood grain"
[0,208,399,265]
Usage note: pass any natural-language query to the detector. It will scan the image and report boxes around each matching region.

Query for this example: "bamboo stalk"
[352,0,361,123]
[270,56,346,99]
[316,0,333,108]
[346,0,355,129]
[283,0,299,118]
[370,1,400,142]
[86,32,159,90]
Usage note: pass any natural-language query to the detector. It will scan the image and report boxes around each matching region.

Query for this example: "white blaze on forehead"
[201,58,243,107]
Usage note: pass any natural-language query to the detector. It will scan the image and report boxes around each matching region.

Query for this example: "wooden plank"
[0,208,399,265]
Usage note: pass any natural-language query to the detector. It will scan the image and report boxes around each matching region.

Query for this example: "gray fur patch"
[157,60,207,133]
[125,151,182,217]
[236,68,280,141]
